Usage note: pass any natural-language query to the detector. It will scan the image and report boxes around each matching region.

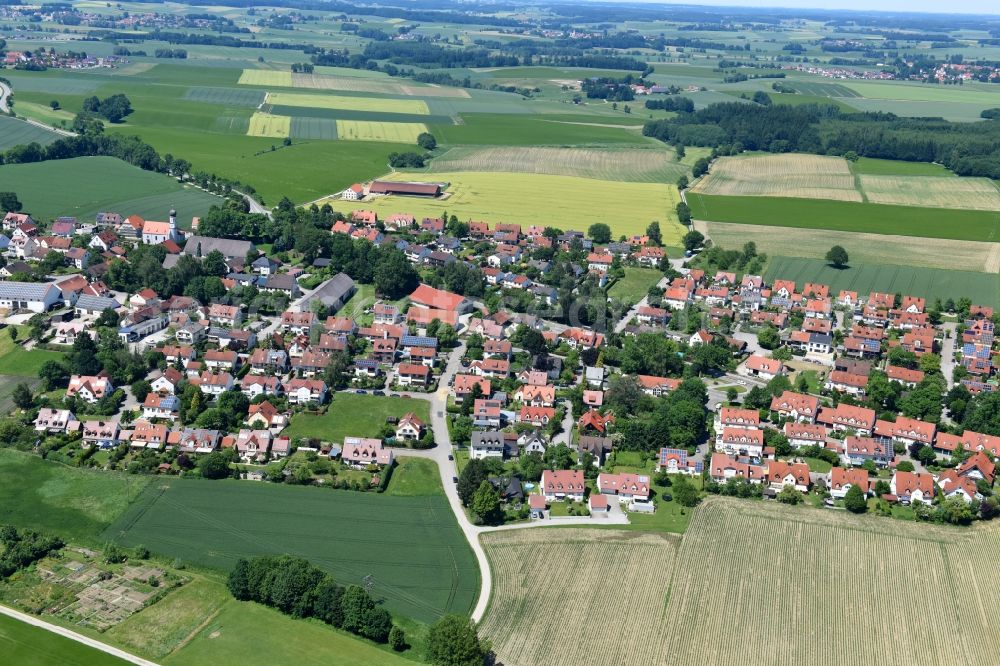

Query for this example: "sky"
[625,0,1000,15]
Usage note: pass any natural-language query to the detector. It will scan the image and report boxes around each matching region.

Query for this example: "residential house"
[709,453,766,485]
[828,467,871,499]
[286,378,327,405]
[34,408,77,433]
[784,422,827,449]
[739,355,785,381]
[396,363,432,388]
[142,393,180,420]
[770,391,819,423]
[597,472,650,502]
[541,469,585,502]
[342,437,393,468]
[66,375,114,403]
[844,436,894,467]
[395,413,425,441]
[818,404,876,436]
[765,460,810,493]
[82,419,119,449]
[716,427,765,458]
[890,471,935,505]
[657,448,703,475]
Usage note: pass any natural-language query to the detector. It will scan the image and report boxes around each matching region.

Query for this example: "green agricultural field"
[284,393,430,443]
[430,113,651,146]
[103,477,479,623]
[164,596,416,666]
[289,116,339,140]
[246,112,291,138]
[341,171,682,242]
[238,69,293,87]
[608,267,663,305]
[0,333,64,377]
[0,449,149,543]
[0,377,42,415]
[849,157,954,176]
[764,256,999,308]
[0,115,60,151]
[423,145,688,183]
[687,193,1000,243]
[0,613,129,666]
[0,157,222,224]
[183,87,267,107]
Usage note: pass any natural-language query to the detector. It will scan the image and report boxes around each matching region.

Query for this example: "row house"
[286,378,327,404]
[143,393,180,420]
[249,348,289,375]
[716,427,765,459]
[192,372,233,396]
[828,467,871,499]
[885,365,924,387]
[717,407,760,430]
[933,430,1000,458]
[34,408,78,434]
[784,422,826,449]
[770,391,819,423]
[82,419,120,449]
[241,375,283,400]
[874,416,936,449]
[818,404,876,436]
[843,436,894,467]
[127,421,169,450]
[470,430,518,460]
[890,471,935,505]
[766,460,811,493]
[825,370,868,397]
[172,428,221,455]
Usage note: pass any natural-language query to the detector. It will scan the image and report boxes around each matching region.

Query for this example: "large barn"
[368,181,445,197]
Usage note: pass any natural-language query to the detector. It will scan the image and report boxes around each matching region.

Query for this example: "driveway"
[939,322,957,389]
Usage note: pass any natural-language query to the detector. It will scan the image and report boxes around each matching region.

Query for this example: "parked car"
[448,454,454,461]
[452,476,459,484]
[373,390,385,396]
[355,389,366,394]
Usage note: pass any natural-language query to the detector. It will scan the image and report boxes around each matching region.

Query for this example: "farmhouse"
[0,281,62,313]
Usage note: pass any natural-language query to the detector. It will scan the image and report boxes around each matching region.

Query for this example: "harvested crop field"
[335,119,427,143]
[266,92,429,115]
[291,73,470,98]
[237,69,293,87]
[480,529,679,666]
[859,174,1000,211]
[425,146,688,182]
[246,112,291,138]
[664,498,1000,665]
[690,153,861,202]
[698,220,1000,273]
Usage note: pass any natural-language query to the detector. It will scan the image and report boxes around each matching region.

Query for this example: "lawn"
[0,449,149,543]
[608,267,662,305]
[0,613,128,666]
[0,157,222,224]
[283,393,431,443]
[688,193,1000,243]
[164,597,416,666]
[764,255,999,308]
[385,457,443,497]
[102,477,478,623]
[343,171,682,242]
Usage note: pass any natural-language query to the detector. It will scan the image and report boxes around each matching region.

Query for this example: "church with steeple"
[141,208,183,245]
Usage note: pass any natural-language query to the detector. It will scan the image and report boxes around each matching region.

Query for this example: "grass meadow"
[0,613,129,666]
[764,255,999,307]
[608,267,663,304]
[348,171,682,242]
[163,594,416,666]
[0,157,222,223]
[0,448,149,543]
[284,393,430,443]
[480,529,680,666]
[687,193,1000,243]
[102,476,478,623]
[663,498,1000,664]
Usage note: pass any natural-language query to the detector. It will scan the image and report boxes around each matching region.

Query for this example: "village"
[0,194,997,529]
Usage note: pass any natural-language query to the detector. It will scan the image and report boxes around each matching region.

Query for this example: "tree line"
[643,101,1000,179]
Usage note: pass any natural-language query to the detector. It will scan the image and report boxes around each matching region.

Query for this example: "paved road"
[0,81,11,113]
[233,189,271,218]
[0,603,159,666]
[940,321,957,389]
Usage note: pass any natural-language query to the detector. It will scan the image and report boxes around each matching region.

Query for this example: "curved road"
[0,81,10,113]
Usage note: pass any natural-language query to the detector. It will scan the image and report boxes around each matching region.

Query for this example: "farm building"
[369,180,445,198]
